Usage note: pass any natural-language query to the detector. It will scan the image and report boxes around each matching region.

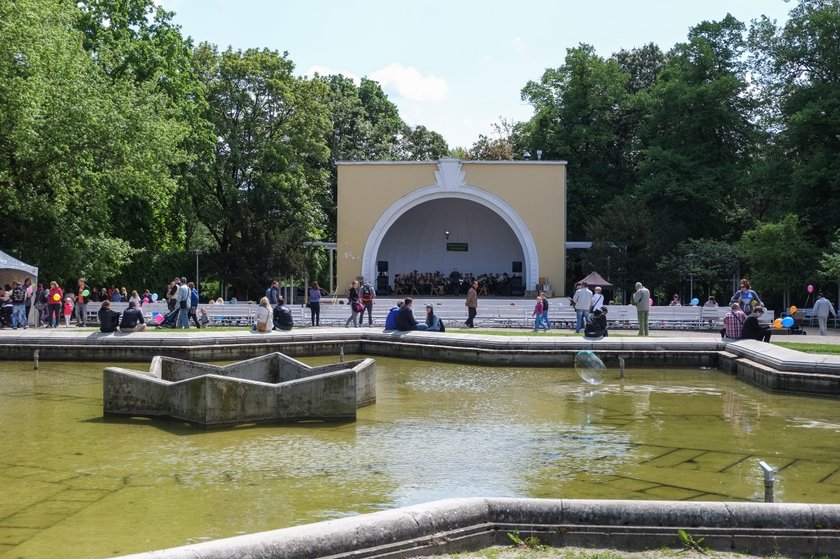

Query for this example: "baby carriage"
[157,307,180,328]
[789,309,807,335]
[0,300,12,328]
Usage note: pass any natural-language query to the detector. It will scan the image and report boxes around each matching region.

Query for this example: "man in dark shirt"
[119,301,147,332]
[272,297,294,331]
[741,306,771,342]
[395,298,428,331]
[584,307,609,339]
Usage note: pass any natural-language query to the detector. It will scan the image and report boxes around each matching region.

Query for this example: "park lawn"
[772,341,840,355]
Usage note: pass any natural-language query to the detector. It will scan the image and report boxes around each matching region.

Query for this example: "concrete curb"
[114,498,840,558]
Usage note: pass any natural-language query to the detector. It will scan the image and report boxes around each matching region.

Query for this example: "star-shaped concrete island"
[103,352,376,427]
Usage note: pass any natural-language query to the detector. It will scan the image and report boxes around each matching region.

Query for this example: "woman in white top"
[591,286,605,312]
[253,297,272,332]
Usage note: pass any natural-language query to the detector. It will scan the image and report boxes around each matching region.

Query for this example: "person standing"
[47,281,62,328]
[359,280,375,326]
[631,281,651,336]
[23,278,33,327]
[176,277,190,328]
[345,280,360,328]
[572,281,593,334]
[532,294,544,332]
[591,286,604,313]
[730,278,763,315]
[266,281,280,307]
[540,291,550,331]
[813,292,837,336]
[188,281,201,328]
[75,278,91,327]
[465,280,478,328]
[308,281,322,326]
[10,281,27,329]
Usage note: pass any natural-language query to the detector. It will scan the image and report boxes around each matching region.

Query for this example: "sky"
[161,0,794,149]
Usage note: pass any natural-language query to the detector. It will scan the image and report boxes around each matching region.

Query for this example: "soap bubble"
[575,350,606,385]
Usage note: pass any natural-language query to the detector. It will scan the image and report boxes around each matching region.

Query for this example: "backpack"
[11,287,25,303]
[360,284,373,302]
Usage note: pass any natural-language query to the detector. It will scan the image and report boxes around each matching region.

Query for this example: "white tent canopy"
[0,249,38,287]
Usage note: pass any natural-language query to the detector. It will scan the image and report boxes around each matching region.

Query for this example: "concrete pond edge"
[114,497,840,558]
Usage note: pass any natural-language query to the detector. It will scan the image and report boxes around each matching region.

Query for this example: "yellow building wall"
[336,160,566,296]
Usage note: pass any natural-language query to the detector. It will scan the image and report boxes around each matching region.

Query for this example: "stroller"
[156,307,180,328]
[789,309,807,335]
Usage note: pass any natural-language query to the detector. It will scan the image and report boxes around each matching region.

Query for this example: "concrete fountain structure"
[103,353,376,426]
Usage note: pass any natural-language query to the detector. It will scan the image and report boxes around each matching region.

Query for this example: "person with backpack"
[188,281,201,328]
[359,280,375,326]
[266,281,280,307]
[10,281,27,329]
[540,291,550,331]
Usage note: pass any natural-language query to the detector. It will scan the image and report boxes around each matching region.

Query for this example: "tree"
[0,0,188,284]
[636,15,760,250]
[755,0,840,245]
[397,124,448,160]
[185,44,331,298]
[467,119,518,160]
[520,44,637,238]
[740,214,816,306]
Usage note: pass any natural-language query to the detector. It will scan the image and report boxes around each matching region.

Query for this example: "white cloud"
[303,65,360,84]
[369,63,448,103]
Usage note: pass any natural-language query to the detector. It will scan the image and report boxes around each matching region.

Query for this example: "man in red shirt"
[722,302,746,341]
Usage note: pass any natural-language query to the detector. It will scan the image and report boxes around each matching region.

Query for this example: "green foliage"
[507,530,545,550]
[740,214,816,294]
[819,232,840,280]
[676,528,708,553]
[185,44,332,296]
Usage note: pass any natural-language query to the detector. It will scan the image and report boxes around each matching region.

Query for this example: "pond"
[1,356,839,559]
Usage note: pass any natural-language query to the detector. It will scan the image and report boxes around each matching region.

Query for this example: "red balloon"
[807,284,814,293]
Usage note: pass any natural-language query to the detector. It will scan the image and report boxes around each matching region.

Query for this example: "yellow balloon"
[774,318,782,328]
[789,305,798,314]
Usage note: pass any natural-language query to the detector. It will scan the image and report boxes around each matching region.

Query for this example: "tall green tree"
[740,214,816,306]
[0,0,188,284]
[520,44,636,239]
[755,0,840,244]
[397,124,448,160]
[186,44,331,297]
[636,15,760,249]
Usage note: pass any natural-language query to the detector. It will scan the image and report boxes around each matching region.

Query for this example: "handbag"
[353,302,364,313]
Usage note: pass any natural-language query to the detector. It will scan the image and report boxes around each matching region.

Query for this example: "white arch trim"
[362,184,539,289]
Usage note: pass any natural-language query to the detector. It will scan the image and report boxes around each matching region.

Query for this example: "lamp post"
[686,253,695,302]
[193,249,202,292]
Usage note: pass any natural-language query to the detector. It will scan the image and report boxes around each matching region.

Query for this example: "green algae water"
[1,357,840,559]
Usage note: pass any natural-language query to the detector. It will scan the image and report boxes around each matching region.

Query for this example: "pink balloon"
[649,298,654,306]
[143,298,149,303]
[807,284,814,293]
[154,314,164,324]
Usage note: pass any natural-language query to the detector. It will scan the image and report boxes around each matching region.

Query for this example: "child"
[63,296,74,327]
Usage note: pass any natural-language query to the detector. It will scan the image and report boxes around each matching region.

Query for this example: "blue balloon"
[690,298,699,306]
[781,316,794,328]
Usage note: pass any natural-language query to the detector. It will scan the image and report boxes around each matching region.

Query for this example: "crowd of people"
[1,272,836,338]
[391,270,521,297]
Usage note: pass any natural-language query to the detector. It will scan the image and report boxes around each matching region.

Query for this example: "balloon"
[52,293,60,302]
[750,299,758,307]
[82,289,90,297]
[151,312,159,317]
[782,316,794,328]
[789,306,798,314]
[154,314,164,324]
[807,284,814,293]
[143,298,149,303]
[774,318,783,328]
[690,297,699,306]
[151,293,159,302]
[649,298,654,306]
[574,350,606,386]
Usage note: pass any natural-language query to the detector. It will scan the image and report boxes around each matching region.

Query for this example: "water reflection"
[1,358,840,559]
